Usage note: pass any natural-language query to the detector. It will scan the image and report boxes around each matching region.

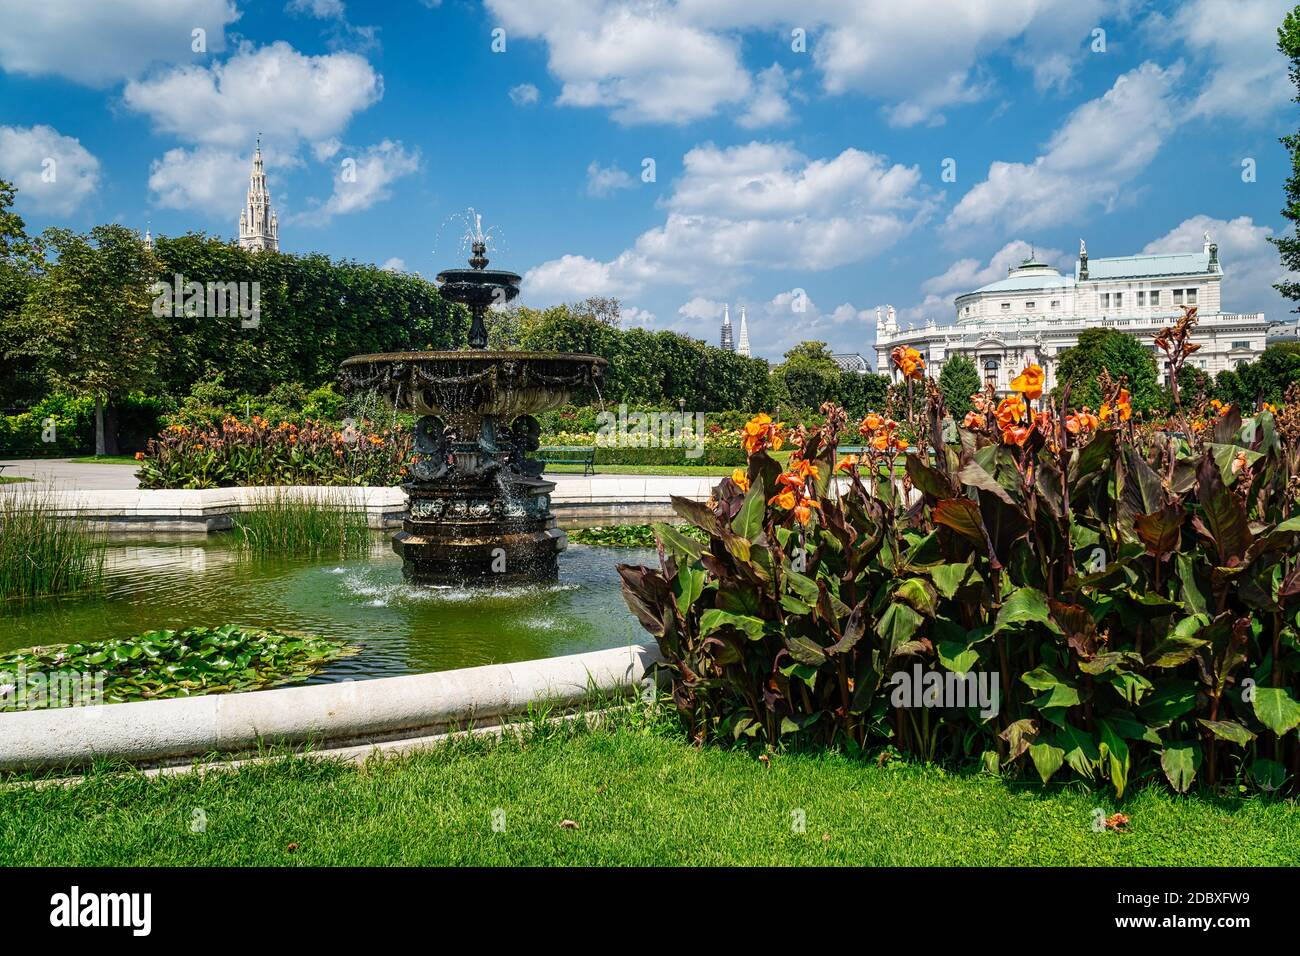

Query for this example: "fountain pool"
[0,533,651,681]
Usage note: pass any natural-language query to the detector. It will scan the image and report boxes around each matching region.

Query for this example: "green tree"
[1054,328,1160,413]
[1273,6,1300,307]
[0,179,43,408]
[772,341,842,411]
[938,354,981,419]
[17,225,165,454]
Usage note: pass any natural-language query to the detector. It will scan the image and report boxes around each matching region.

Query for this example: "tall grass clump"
[0,487,105,602]
[233,489,372,557]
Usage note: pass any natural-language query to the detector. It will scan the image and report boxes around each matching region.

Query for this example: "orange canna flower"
[1191,419,1206,433]
[769,489,796,510]
[1001,424,1034,446]
[891,346,926,380]
[793,500,822,525]
[871,432,890,451]
[731,469,750,492]
[861,412,884,433]
[995,394,1027,428]
[962,411,985,429]
[894,437,909,451]
[836,454,859,472]
[1009,364,1045,400]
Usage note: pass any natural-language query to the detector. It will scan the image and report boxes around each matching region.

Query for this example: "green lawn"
[0,476,32,484]
[2,708,1295,866]
[68,455,139,465]
[546,463,739,476]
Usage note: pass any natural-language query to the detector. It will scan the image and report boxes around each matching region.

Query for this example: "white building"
[875,236,1270,393]
[237,138,280,252]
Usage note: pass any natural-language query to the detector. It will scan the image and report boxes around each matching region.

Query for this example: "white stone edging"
[0,642,662,772]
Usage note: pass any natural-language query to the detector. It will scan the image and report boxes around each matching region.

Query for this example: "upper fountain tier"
[436,239,520,349]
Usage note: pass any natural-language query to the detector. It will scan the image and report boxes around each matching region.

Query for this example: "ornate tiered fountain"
[340,226,605,585]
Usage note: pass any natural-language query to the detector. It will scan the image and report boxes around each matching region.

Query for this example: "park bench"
[536,445,596,476]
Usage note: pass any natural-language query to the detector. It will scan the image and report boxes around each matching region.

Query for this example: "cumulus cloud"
[0,0,238,86]
[0,125,101,216]
[287,0,345,18]
[146,146,252,212]
[678,296,725,321]
[1143,214,1292,317]
[483,1,1123,128]
[945,62,1183,235]
[124,41,382,147]
[586,161,634,197]
[485,0,752,124]
[922,239,1067,300]
[1146,0,1292,123]
[380,257,406,272]
[302,140,421,222]
[737,64,793,129]
[509,83,540,106]
[522,140,930,305]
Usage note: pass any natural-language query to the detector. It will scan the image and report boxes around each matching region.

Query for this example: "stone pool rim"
[0,642,662,773]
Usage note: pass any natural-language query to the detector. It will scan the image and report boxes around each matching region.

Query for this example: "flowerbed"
[620,308,1300,796]
[135,415,411,488]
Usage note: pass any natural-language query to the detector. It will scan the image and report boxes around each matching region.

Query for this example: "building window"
[1114,292,1122,308]
[1050,299,1060,309]
[983,358,999,387]
[1186,288,1197,304]
[1137,291,1146,306]
[1232,341,1250,349]
[1173,289,1184,304]
[1100,293,1110,309]
[1025,301,1035,310]
[1000,302,1010,311]
[1150,290,1160,305]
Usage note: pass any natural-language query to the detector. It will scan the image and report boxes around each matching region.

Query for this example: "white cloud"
[922,239,1066,299]
[678,296,725,321]
[1147,0,1292,123]
[380,257,406,272]
[523,140,930,305]
[146,146,250,212]
[287,0,345,18]
[509,83,540,106]
[586,161,634,197]
[312,137,343,162]
[124,41,382,147]
[303,140,421,222]
[737,64,793,129]
[0,125,101,216]
[485,0,752,124]
[1143,214,1291,317]
[0,0,238,86]
[946,62,1183,234]
[486,1,1123,128]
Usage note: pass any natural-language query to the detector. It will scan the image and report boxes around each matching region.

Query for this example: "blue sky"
[0,0,1296,363]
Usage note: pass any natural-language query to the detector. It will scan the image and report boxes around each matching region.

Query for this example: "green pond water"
[0,533,654,682]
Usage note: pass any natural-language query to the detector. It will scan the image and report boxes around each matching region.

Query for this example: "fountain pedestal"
[396,472,563,584]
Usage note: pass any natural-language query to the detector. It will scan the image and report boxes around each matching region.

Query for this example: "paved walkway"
[1,458,142,490]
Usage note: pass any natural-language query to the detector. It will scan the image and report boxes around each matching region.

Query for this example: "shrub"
[135,415,410,488]
[620,346,1300,797]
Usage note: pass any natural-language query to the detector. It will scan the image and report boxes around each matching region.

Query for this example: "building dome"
[972,257,1072,295]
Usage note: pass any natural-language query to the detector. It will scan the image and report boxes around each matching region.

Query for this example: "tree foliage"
[1055,328,1160,412]
[938,354,981,419]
